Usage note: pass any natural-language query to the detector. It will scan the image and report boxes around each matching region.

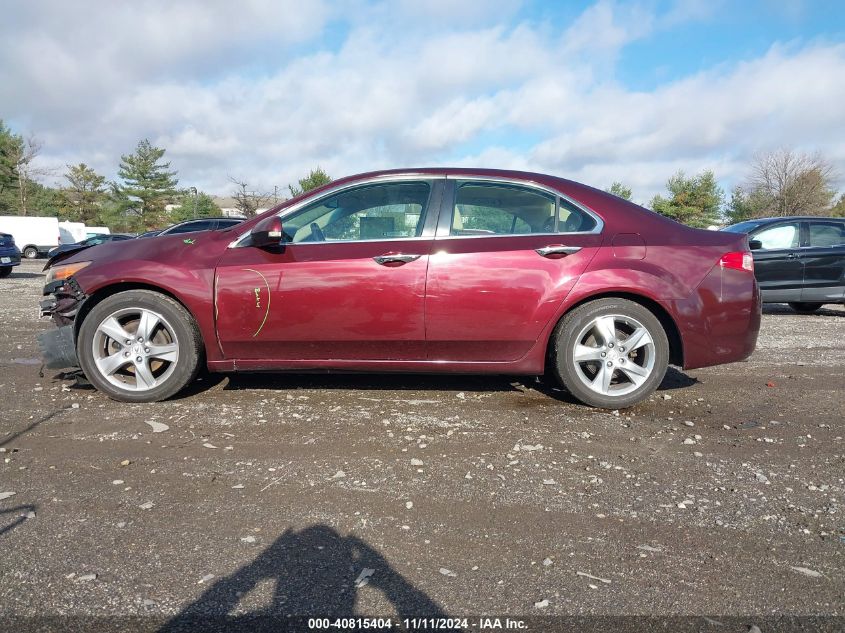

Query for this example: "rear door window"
[558,198,598,233]
[807,221,845,247]
[451,182,555,236]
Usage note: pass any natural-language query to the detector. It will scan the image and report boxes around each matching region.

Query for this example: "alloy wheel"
[91,307,179,391]
[571,314,656,397]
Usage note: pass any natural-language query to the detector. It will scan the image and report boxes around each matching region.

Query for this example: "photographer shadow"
[160,524,448,632]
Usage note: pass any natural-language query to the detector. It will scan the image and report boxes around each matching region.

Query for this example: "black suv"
[137,217,244,238]
[724,216,845,313]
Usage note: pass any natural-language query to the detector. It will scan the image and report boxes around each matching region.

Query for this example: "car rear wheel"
[0,266,11,278]
[551,298,669,409]
[788,302,824,314]
[77,290,203,403]
[23,246,38,259]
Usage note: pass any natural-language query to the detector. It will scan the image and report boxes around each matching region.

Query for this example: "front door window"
[753,223,799,250]
[285,181,431,243]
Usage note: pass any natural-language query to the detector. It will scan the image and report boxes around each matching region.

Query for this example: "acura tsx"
[38,168,761,408]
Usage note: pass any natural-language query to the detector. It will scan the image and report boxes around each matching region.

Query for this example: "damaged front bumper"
[37,325,78,369]
[37,277,86,369]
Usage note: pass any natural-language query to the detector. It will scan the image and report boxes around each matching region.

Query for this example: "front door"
[425,179,602,362]
[214,179,441,362]
[749,220,803,302]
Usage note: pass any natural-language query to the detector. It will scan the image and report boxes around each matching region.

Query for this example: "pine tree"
[115,139,179,228]
[61,163,107,223]
[0,121,23,213]
[606,182,632,201]
[169,191,222,222]
[649,170,724,228]
[288,167,332,198]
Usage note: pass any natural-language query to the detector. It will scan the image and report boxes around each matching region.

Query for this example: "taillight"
[719,251,754,273]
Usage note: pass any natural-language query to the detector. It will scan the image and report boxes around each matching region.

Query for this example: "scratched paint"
[242,268,270,337]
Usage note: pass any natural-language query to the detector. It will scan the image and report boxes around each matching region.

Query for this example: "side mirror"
[748,239,762,250]
[250,216,284,249]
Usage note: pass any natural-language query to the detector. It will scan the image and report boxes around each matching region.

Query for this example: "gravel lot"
[1,259,843,629]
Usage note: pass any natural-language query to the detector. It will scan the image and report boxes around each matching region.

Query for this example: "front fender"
[72,259,222,362]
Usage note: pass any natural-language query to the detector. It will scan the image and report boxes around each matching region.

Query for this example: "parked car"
[0,232,22,277]
[136,217,245,238]
[136,230,161,239]
[38,168,760,408]
[723,216,845,313]
[0,215,60,258]
[85,226,111,239]
[48,233,135,257]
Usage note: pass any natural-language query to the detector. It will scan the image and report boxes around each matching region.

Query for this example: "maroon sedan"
[39,168,760,408]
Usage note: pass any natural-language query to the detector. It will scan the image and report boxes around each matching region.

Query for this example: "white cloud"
[562,0,655,61]
[2,1,844,204]
[529,42,845,196]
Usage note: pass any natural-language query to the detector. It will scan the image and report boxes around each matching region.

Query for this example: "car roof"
[178,217,243,223]
[272,167,618,215]
[743,216,844,223]
[242,167,691,235]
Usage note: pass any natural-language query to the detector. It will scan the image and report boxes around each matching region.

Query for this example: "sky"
[2,0,845,204]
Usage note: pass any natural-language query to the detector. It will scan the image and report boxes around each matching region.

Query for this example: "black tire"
[551,298,669,409]
[23,246,38,259]
[77,290,203,403]
[0,266,11,278]
[788,302,824,314]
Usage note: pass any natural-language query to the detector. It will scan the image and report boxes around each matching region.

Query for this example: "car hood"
[44,230,230,272]
[44,243,95,269]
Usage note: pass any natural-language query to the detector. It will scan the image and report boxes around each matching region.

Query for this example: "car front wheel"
[77,290,203,403]
[551,298,669,409]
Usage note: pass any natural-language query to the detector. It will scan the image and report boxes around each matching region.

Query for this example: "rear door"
[424,178,602,362]
[214,178,441,361]
[800,219,845,302]
[749,220,803,301]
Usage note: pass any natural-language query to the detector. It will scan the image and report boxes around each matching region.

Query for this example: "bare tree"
[11,134,51,215]
[229,176,272,218]
[746,149,836,217]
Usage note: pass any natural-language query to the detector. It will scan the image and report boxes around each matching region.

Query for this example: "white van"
[0,216,60,258]
[59,221,87,245]
[85,226,111,238]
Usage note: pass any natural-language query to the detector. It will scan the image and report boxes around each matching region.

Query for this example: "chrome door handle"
[535,245,581,258]
[373,253,421,265]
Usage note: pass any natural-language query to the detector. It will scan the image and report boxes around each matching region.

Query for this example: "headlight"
[45,261,91,284]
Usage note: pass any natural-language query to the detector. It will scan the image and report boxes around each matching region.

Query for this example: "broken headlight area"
[40,276,87,326]
[38,277,87,370]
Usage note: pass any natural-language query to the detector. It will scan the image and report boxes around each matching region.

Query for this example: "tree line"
[606,149,844,228]
[2,118,842,231]
[1,123,207,231]
[0,120,333,232]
